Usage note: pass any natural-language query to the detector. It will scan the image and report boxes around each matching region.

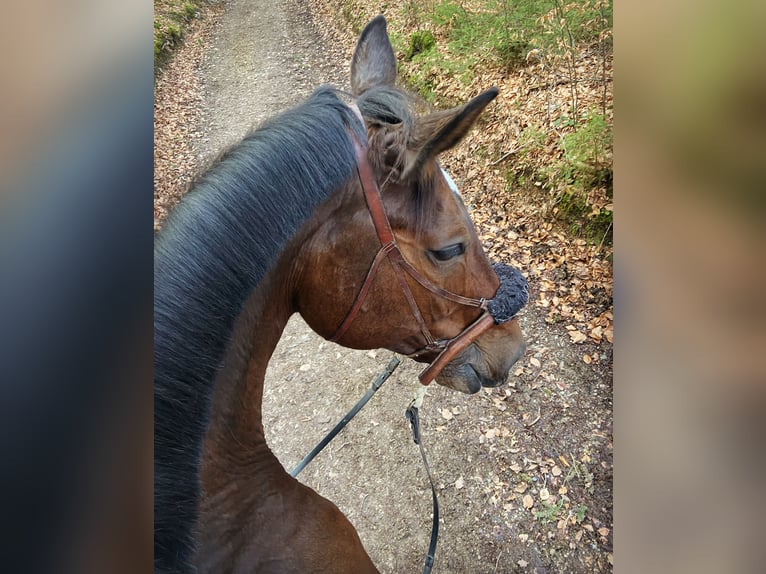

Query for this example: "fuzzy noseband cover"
[486,263,528,323]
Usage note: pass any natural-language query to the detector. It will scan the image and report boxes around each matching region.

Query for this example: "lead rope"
[406,387,440,574]
[290,356,400,478]
[289,358,441,573]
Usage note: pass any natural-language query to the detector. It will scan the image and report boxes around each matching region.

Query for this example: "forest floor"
[153,0,613,572]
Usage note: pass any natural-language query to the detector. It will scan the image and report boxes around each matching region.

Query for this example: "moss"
[555,191,613,248]
[405,29,436,61]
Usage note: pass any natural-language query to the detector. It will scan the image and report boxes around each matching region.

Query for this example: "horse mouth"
[434,341,525,394]
[471,365,506,388]
[436,363,506,394]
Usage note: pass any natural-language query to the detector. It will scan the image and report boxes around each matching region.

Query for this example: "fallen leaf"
[598,527,610,537]
[539,488,550,500]
[518,559,528,567]
[522,494,534,509]
[568,331,587,344]
[455,476,465,489]
[551,465,562,476]
[530,357,541,368]
[583,354,592,364]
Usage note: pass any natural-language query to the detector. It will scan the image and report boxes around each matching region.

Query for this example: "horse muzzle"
[415,263,528,387]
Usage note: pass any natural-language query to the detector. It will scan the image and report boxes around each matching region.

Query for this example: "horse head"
[295,16,526,394]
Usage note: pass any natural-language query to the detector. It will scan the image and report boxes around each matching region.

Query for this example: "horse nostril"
[509,342,527,369]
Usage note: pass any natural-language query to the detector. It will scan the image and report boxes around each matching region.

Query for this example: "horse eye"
[431,243,465,261]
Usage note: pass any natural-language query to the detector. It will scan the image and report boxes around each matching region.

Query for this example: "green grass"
[393,0,611,104]
[439,0,542,69]
[415,0,610,71]
[561,112,613,192]
[508,111,612,248]
[154,0,206,68]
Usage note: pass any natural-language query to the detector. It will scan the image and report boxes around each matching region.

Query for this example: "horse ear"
[404,88,499,178]
[351,15,397,95]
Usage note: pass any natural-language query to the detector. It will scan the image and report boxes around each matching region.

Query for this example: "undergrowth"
[154,0,207,70]
[512,110,613,247]
[397,0,611,78]
[384,0,614,248]
[390,2,613,251]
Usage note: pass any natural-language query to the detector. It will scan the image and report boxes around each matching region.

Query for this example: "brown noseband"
[329,135,509,386]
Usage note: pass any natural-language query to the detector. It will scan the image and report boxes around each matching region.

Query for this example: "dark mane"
[154,87,364,573]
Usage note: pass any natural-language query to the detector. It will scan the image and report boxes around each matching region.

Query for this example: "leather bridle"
[329,134,527,386]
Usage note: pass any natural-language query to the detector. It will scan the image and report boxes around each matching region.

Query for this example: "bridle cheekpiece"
[330,131,528,386]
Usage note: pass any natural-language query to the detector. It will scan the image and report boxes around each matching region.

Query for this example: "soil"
[153,0,613,572]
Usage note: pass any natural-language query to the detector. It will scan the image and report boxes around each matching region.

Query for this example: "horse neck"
[201,260,295,491]
[194,248,381,574]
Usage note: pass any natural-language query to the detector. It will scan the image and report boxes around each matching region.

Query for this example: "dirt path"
[154,1,613,572]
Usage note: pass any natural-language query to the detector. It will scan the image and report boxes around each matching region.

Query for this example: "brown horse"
[154,15,527,574]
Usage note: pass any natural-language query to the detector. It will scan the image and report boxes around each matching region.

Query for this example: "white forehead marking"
[440,167,462,198]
